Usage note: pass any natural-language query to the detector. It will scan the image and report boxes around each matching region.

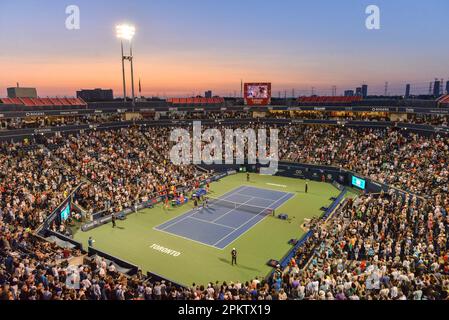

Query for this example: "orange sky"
[1,0,448,97]
[0,54,323,97]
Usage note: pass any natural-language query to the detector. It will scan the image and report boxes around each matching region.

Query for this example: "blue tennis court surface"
[154,186,295,249]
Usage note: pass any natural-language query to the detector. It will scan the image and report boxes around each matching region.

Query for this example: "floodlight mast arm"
[130,43,136,111]
[121,40,127,106]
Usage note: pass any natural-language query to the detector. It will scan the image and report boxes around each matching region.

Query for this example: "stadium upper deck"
[0,94,448,116]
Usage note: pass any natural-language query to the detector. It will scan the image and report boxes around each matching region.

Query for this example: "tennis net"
[205,197,275,216]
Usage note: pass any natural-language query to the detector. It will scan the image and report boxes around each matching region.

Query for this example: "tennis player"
[193,197,198,210]
[164,196,170,209]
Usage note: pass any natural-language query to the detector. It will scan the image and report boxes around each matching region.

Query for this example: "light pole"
[116,24,136,110]
[120,40,127,106]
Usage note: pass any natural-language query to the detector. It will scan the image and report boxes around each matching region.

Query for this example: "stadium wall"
[87,247,139,276]
[80,170,233,231]
[1,102,449,118]
[199,161,423,200]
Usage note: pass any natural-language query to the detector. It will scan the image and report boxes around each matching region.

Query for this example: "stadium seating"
[437,94,449,106]
[1,120,449,300]
[298,96,363,104]
[167,97,225,105]
[0,97,86,107]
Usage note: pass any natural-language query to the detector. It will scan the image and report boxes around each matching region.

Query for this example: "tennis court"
[154,186,295,249]
[74,174,344,285]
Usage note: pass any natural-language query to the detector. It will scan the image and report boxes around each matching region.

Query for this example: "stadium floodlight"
[116,24,136,110]
[116,24,135,41]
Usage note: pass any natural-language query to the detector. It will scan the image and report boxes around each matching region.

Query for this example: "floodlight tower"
[116,24,136,110]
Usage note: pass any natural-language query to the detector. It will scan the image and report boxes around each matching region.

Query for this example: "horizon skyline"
[1,0,448,97]
[3,78,448,98]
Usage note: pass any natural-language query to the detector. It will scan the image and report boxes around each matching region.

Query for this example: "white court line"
[234,193,280,202]
[213,191,294,247]
[188,216,237,230]
[155,185,247,232]
[154,186,295,250]
[266,183,287,188]
[245,184,295,195]
[238,186,296,204]
[211,196,255,223]
[153,227,223,250]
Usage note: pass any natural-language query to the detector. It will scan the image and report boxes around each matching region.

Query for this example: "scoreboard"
[351,176,366,190]
[244,83,271,106]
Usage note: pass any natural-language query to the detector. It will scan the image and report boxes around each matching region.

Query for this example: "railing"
[300,198,351,271]
[275,188,347,270]
[80,170,233,232]
[35,182,84,235]
[87,247,139,276]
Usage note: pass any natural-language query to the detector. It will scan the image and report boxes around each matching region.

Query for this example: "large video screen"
[244,83,271,105]
[60,202,71,221]
[351,176,366,190]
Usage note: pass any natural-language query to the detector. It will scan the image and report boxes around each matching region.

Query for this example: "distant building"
[446,81,449,94]
[7,86,37,98]
[433,80,440,97]
[361,84,368,98]
[76,88,114,102]
[344,90,354,97]
[355,87,362,96]
[405,84,411,98]
[205,90,212,98]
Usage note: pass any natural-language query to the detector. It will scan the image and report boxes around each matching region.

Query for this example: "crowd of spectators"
[273,192,449,300]
[46,127,207,215]
[0,114,125,131]
[279,126,448,196]
[0,140,80,229]
[1,121,449,300]
[1,111,448,131]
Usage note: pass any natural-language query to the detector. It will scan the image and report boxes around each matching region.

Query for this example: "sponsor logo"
[371,108,390,112]
[34,128,52,134]
[60,111,79,115]
[150,244,181,257]
[26,112,45,117]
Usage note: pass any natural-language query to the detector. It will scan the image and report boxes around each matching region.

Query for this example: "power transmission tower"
[384,82,389,96]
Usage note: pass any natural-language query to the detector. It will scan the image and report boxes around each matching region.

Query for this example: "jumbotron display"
[244,82,272,105]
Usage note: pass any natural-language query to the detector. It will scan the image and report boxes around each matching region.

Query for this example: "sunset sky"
[0,0,448,97]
